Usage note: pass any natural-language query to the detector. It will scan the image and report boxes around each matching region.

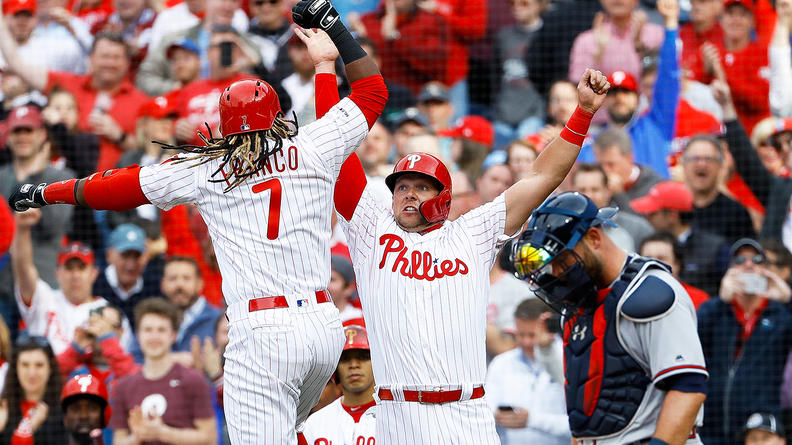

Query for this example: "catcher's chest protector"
[562,257,657,438]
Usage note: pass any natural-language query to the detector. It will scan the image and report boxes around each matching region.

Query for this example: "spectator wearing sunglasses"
[0,336,67,444]
[697,238,792,444]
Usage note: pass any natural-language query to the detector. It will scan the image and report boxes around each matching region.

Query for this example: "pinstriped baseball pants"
[224,300,345,444]
[376,397,501,444]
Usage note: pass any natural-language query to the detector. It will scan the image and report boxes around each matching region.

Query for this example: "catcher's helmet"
[511,192,617,314]
[61,374,111,427]
[342,324,370,352]
[219,79,281,137]
[385,153,452,224]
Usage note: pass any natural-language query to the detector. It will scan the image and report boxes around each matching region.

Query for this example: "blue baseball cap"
[109,224,146,253]
[166,38,200,59]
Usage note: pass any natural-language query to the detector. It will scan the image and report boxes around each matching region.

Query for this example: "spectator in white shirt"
[11,209,108,355]
[485,298,570,445]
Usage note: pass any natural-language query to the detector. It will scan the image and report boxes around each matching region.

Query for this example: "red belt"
[377,386,485,404]
[248,291,331,312]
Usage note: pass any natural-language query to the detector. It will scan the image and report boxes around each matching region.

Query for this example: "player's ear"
[583,227,602,249]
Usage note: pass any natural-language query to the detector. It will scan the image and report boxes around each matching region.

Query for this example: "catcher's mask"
[511,192,618,314]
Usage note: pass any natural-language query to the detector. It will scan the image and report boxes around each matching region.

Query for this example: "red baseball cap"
[630,181,693,214]
[138,95,177,119]
[7,105,43,131]
[607,71,639,93]
[725,0,753,11]
[3,0,36,15]
[438,116,495,147]
[57,242,95,266]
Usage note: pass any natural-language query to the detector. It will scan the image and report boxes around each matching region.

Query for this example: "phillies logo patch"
[240,115,250,131]
[378,234,468,280]
[345,329,357,345]
[406,154,422,169]
[77,375,94,392]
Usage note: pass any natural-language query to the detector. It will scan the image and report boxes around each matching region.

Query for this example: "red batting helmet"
[61,374,111,427]
[342,324,370,352]
[385,153,452,224]
[219,79,281,137]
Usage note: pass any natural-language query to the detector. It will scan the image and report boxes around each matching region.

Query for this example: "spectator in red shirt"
[639,231,710,308]
[172,26,257,146]
[701,0,774,134]
[0,336,67,444]
[0,24,148,171]
[679,0,723,82]
[414,0,486,119]
[111,298,216,445]
[354,0,449,95]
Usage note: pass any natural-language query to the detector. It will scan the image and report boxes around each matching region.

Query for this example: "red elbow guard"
[82,165,150,211]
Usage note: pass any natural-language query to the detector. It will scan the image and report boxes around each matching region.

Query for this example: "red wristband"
[560,106,594,146]
[43,179,79,205]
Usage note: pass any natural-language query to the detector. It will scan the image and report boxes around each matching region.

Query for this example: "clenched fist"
[577,69,610,115]
[8,183,49,212]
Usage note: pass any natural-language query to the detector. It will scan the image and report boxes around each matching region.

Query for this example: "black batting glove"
[8,183,49,212]
[292,0,343,37]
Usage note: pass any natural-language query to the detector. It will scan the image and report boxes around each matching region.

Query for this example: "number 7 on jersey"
[252,178,282,240]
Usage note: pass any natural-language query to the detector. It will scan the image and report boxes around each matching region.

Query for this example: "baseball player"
[318,67,609,441]
[301,324,377,445]
[61,374,111,445]
[511,191,708,445]
[7,8,388,443]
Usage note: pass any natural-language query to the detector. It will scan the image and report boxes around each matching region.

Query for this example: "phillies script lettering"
[378,234,468,280]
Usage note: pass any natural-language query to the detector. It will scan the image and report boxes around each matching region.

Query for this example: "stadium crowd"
[0,0,791,442]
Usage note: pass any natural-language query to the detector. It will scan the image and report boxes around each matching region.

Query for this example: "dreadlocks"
[156,113,298,192]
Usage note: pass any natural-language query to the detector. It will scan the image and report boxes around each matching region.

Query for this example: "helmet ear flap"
[419,188,452,223]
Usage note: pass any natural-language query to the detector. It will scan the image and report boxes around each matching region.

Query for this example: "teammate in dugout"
[511,192,708,445]
[301,324,377,445]
[7,2,389,442]
[313,44,611,442]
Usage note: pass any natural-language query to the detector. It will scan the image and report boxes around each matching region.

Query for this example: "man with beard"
[301,324,376,444]
[61,374,111,445]
[512,191,708,444]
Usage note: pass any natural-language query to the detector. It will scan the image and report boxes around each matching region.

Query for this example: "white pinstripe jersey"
[139,97,368,306]
[301,398,377,445]
[338,188,515,387]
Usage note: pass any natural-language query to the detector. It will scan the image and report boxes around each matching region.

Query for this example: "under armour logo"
[571,324,587,341]
[345,329,357,345]
[407,154,422,169]
[77,375,93,392]
[240,116,250,131]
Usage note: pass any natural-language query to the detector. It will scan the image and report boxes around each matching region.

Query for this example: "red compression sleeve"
[43,178,80,205]
[315,73,341,118]
[347,75,388,130]
[82,165,150,211]
[334,154,368,221]
[560,106,594,146]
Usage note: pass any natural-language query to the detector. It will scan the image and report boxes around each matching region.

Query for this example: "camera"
[739,272,768,295]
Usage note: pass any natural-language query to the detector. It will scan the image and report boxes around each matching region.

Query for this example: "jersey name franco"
[138,97,368,306]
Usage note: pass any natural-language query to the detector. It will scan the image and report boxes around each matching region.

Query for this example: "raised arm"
[503,69,609,235]
[0,14,49,91]
[10,210,42,306]
[292,0,387,129]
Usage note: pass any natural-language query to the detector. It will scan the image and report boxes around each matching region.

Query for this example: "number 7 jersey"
[138,97,368,306]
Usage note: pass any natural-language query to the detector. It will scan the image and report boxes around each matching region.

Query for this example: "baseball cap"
[481,150,507,171]
[729,237,765,259]
[58,242,95,266]
[388,107,430,132]
[743,412,785,438]
[438,116,495,148]
[774,118,792,136]
[331,255,355,284]
[166,38,200,59]
[138,95,178,119]
[3,0,36,15]
[630,181,693,214]
[725,0,753,11]
[418,82,450,104]
[109,224,146,253]
[7,105,43,131]
[607,71,639,94]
